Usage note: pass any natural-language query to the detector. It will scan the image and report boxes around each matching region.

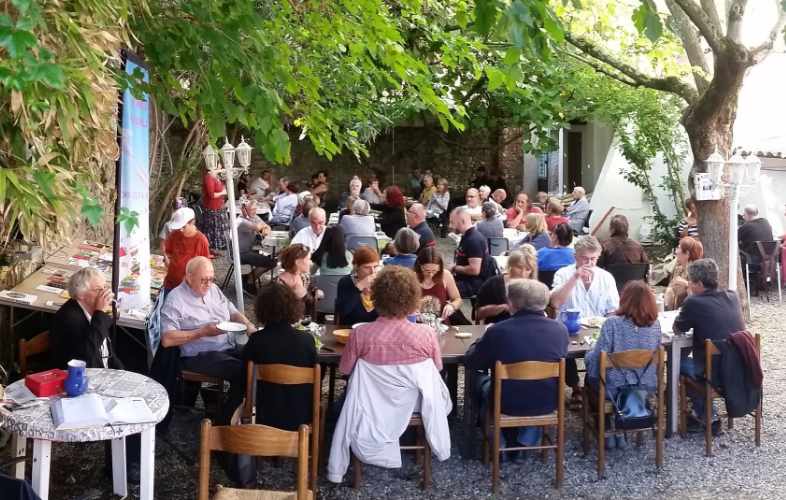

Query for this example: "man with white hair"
[450,207,488,297]
[338,176,363,209]
[292,206,327,250]
[738,204,773,262]
[339,198,376,236]
[50,267,119,370]
[160,256,255,422]
[565,186,590,233]
[465,279,568,450]
[462,187,483,222]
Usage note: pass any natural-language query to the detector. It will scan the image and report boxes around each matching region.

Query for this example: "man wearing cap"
[163,207,211,291]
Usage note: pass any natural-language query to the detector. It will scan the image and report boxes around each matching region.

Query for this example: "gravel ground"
[7,239,785,499]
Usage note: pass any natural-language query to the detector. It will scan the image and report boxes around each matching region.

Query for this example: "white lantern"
[727,151,747,186]
[220,137,236,169]
[235,136,253,168]
[202,144,219,171]
[744,154,761,185]
[705,149,725,185]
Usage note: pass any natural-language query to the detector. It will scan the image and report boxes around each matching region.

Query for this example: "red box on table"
[25,369,68,397]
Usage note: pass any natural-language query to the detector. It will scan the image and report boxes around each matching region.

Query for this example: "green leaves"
[117,207,140,234]
[475,0,501,36]
[0,28,36,57]
[632,1,663,43]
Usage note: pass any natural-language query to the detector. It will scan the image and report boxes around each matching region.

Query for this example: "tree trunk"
[681,45,748,289]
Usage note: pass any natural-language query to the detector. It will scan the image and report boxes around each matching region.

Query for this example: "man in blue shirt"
[465,279,568,449]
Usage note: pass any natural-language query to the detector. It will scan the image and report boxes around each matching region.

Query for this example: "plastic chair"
[605,263,649,292]
[487,237,509,256]
[313,273,344,317]
[346,235,378,254]
[198,421,311,500]
[483,359,565,492]
[581,348,665,479]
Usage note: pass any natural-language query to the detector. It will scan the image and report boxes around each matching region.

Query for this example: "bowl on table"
[333,329,352,344]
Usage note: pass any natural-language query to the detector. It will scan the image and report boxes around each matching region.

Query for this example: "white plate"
[352,322,369,330]
[217,321,247,332]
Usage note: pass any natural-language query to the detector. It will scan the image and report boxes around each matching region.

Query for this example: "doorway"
[566,131,582,190]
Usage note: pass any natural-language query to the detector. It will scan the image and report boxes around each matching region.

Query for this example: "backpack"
[606,355,656,431]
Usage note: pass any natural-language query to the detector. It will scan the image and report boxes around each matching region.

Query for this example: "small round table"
[1,368,169,500]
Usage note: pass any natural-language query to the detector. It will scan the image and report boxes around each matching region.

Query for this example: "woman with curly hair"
[371,185,407,238]
[338,265,443,375]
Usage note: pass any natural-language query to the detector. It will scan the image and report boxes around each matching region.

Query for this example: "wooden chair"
[483,359,565,493]
[198,420,311,500]
[678,336,762,456]
[243,363,322,492]
[351,414,432,490]
[581,348,665,479]
[18,330,50,377]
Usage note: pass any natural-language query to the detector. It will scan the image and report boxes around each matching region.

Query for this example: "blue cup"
[64,359,88,397]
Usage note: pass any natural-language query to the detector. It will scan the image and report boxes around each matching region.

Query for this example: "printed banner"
[117,56,151,312]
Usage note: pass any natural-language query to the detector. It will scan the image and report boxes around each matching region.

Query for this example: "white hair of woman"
[67,268,105,299]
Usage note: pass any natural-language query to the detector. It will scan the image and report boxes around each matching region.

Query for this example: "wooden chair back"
[198,420,309,500]
[703,338,721,383]
[19,330,50,377]
[243,362,321,492]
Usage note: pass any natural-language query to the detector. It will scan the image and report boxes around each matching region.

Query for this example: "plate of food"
[216,321,247,333]
[333,329,352,344]
[581,316,606,329]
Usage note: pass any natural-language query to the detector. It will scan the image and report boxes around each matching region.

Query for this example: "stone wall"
[242,124,527,207]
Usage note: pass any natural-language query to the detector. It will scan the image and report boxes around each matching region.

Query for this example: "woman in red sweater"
[199,166,228,252]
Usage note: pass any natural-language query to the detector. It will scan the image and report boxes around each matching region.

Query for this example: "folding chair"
[198,420,311,500]
[679,336,762,456]
[243,363,323,492]
[582,348,665,479]
[483,359,565,492]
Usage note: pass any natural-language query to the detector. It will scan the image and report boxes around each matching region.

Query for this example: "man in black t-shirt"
[406,203,436,252]
[450,207,487,297]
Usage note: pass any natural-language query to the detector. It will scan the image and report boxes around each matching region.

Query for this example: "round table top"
[0,368,169,442]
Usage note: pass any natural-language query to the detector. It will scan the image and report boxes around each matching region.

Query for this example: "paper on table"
[5,383,36,404]
[106,397,156,425]
[51,393,109,430]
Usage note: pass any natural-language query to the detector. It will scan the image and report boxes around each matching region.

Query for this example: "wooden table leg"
[31,439,51,500]
[140,428,156,500]
[461,366,477,460]
[111,436,128,497]
[11,433,25,479]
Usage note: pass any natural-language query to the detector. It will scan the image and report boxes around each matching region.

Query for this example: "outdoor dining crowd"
[43,166,776,496]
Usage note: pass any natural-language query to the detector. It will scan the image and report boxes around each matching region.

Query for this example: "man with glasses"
[549,236,618,402]
[160,256,255,423]
[292,207,327,250]
[462,187,483,222]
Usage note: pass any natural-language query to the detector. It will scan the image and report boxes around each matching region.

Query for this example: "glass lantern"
[727,151,747,186]
[705,149,725,185]
[744,154,761,185]
[235,136,253,168]
[202,144,219,171]
[220,137,236,169]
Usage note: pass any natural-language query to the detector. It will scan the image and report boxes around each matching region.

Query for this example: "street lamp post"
[203,136,253,310]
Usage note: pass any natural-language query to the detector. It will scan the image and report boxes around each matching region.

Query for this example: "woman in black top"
[371,185,407,238]
[242,282,317,431]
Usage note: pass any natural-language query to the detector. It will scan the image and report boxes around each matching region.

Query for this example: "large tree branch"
[700,0,723,35]
[671,0,725,53]
[750,2,786,62]
[561,50,638,87]
[565,33,699,104]
[726,0,749,43]
[666,0,711,93]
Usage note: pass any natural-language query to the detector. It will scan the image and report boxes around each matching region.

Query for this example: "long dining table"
[317,321,690,459]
